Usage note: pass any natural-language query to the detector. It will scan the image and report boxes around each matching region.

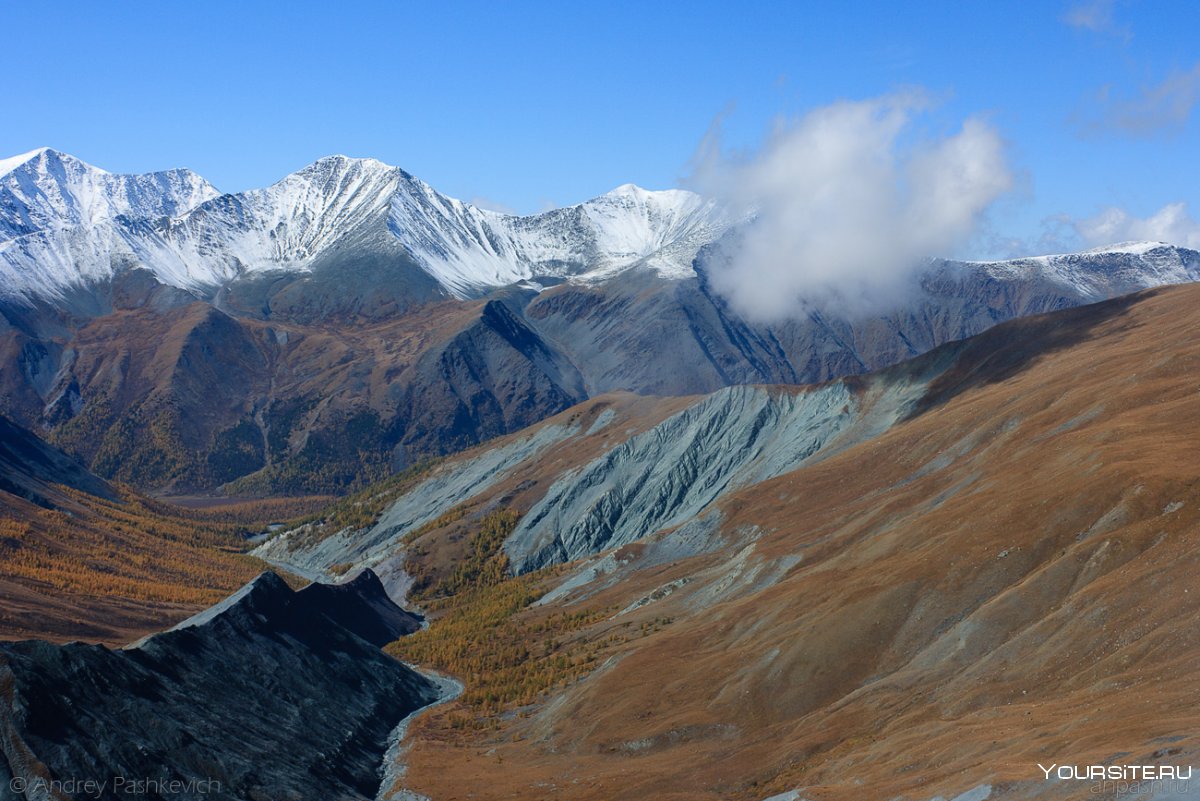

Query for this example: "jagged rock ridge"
[0,569,437,801]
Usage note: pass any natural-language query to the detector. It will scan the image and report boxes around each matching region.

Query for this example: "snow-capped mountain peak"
[302,153,393,173]
[386,179,729,296]
[4,148,1196,310]
[1081,240,1171,256]
[0,147,60,178]
[0,147,737,303]
[0,147,219,243]
[209,154,404,264]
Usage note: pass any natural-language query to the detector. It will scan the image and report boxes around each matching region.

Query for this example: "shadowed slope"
[0,414,114,509]
[0,416,292,643]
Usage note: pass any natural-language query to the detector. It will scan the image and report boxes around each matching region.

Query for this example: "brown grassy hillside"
[0,487,318,644]
[392,284,1200,801]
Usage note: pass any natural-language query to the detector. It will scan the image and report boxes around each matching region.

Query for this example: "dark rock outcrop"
[0,569,437,801]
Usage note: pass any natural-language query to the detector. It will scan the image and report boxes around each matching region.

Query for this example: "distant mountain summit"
[387,177,726,295]
[944,240,1200,302]
[2,148,1196,310]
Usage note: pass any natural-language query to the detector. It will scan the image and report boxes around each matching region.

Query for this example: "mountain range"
[0,147,723,305]
[3,148,1197,496]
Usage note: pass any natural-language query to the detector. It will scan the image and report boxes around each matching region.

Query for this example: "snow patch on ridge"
[0,147,55,178]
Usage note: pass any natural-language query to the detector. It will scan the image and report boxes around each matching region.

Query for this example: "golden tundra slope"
[401,285,1200,801]
[0,488,312,644]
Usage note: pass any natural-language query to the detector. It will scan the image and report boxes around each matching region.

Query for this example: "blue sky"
[4,0,1198,255]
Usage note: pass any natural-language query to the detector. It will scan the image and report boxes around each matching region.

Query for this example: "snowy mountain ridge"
[0,150,728,304]
[387,172,728,295]
[0,148,219,242]
[0,148,1197,307]
[952,241,1200,301]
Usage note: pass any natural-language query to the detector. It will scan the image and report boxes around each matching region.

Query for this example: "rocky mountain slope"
[5,240,1196,497]
[255,369,936,583]
[258,283,1200,801]
[0,569,437,801]
[0,413,114,509]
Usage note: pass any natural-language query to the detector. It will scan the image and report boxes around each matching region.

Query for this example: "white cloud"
[1064,0,1197,137]
[1081,62,1200,137]
[983,214,1079,259]
[687,91,1013,320]
[1075,202,1200,249]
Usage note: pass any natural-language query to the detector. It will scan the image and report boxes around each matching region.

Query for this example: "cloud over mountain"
[1076,201,1200,249]
[687,91,1013,320]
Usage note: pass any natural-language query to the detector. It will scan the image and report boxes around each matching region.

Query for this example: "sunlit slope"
[390,284,1200,801]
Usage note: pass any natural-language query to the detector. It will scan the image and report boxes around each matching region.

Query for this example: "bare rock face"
[503,384,865,573]
[0,570,437,801]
